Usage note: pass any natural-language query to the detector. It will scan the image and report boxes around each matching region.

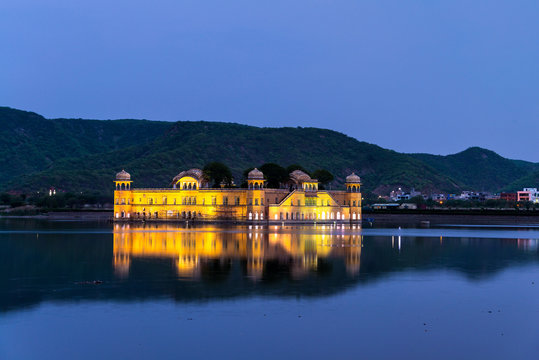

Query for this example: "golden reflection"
[113,224,362,280]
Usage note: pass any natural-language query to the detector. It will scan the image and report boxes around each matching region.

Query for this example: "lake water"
[1,219,538,359]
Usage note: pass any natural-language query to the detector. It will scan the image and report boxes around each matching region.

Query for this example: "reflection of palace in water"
[113,224,362,280]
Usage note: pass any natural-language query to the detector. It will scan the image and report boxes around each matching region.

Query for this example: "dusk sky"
[1,0,538,161]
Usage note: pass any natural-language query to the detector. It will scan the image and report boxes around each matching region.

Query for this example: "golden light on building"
[113,168,362,223]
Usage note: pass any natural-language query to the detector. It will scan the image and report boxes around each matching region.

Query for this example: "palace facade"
[113,168,361,223]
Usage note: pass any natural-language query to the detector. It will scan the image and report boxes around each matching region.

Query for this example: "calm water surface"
[1,220,538,359]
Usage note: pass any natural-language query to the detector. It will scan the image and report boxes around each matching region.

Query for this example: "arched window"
[337,212,341,220]
[249,212,253,220]
[255,212,259,220]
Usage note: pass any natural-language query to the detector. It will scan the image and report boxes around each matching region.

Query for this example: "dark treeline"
[0,191,111,212]
[204,162,335,190]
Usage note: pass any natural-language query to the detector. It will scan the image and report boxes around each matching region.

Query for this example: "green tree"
[410,195,426,207]
[260,163,288,188]
[312,169,334,189]
[203,162,233,187]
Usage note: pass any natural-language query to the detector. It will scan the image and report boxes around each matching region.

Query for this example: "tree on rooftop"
[203,162,232,188]
[312,169,334,190]
[260,163,288,188]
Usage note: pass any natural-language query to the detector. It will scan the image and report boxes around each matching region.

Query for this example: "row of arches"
[248,212,264,220]
[275,211,344,221]
[172,182,199,190]
[347,185,360,192]
[115,183,131,190]
[248,182,265,189]
[115,210,360,221]
[270,211,361,221]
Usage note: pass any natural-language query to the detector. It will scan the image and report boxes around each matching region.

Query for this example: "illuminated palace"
[113,168,361,223]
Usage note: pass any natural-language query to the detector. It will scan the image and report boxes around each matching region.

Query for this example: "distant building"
[372,203,400,210]
[458,191,490,201]
[500,193,517,202]
[430,194,446,202]
[390,187,421,201]
[518,188,539,203]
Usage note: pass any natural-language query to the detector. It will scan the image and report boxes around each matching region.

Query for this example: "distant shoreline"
[0,211,112,221]
[2,210,539,226]
[365,212,539,226]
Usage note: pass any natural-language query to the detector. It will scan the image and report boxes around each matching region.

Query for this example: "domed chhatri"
[248,168,264,180]
[346,173,361,183]
[116,169,131,181]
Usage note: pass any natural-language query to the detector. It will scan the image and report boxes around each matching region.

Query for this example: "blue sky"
[1,0,538,161]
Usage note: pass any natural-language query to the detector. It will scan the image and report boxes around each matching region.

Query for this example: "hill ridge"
[1,107,537,195]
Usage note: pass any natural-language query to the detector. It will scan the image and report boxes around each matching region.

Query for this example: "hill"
[7,121,460,195]
[501,170,539,192]
[1,107,537,195]
[410,147,539,192]
[0,107,172,188]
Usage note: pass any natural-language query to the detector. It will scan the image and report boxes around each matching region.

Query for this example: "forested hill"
[0,107,537,195]
[410,147,539,193]
[0,107,171,187]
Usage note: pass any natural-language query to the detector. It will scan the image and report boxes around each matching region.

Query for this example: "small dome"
[116,169,131,181]
[248,168,264,180]
[346,173,361,183]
